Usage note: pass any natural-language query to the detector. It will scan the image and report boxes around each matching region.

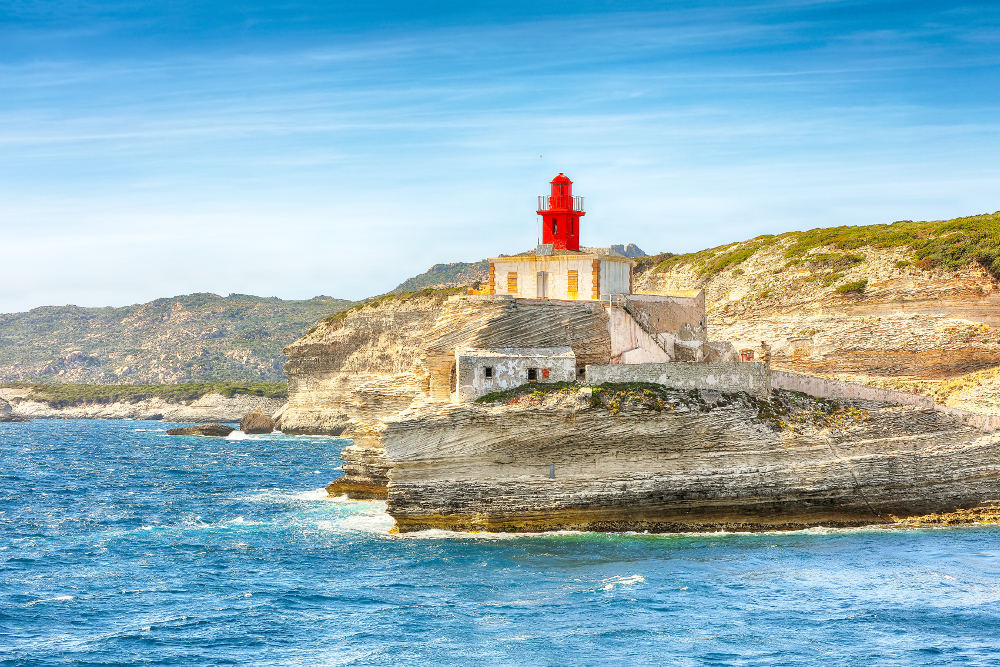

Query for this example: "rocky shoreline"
[372,387,1000,533]
[0,388,285,423]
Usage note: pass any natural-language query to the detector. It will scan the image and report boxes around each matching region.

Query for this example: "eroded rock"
[166,423,235,437]
[240,408,274,434]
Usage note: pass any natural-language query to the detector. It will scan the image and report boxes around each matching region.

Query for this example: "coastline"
[0,387,285,422]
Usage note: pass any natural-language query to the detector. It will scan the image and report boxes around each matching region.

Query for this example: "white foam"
[26,595,74,606]
[226,430,249,440]
[239,487,338,503]
[600,574,645,590]
[393,528,586,541]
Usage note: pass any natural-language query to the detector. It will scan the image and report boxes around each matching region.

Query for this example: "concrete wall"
[771,370,935,408]
[491,255,632,301]
[585,361,770,397]
[599,259,632,299]
[935,405,1000,432]
[456,347,576,402]
[606,306,671,364]
[624,292,706,342]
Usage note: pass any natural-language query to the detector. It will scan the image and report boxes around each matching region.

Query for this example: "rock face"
[381,388,1000,533]
[0,398,10,417]
[240,409,275,434]
[284,291,615,499]
[167,423,235,437]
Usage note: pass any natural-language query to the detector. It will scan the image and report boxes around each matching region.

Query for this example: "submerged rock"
[166,423,234,437]
[240,408,274,434]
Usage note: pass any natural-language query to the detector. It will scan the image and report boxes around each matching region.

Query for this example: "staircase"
[601,294,673,359]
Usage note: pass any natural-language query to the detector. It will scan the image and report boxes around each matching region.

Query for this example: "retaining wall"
[585,362,770,397]
[771,370,935,409]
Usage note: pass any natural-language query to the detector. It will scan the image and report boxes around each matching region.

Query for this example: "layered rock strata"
[381,388,1000,533]
[286,292,614,498]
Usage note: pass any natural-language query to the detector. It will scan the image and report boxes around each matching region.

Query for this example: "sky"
[1,0,999,312]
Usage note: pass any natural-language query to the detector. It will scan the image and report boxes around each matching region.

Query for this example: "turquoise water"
[2,420,999,666]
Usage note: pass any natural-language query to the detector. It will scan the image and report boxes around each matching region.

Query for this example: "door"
[536,272,548,299]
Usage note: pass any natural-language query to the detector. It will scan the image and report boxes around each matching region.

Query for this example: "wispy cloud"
[1,2,999,311]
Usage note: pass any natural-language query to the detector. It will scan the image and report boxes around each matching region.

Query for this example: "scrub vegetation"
[638,211,1000,280]
[0,293,352,384]
[2,381,288,408]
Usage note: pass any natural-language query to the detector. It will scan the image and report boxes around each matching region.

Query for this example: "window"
[567,270,578,299]
[484,366,493,379]
[527,368,537,381]
[507,272,518,294]
[553,219,557,234]
[542,368,550,379]
[570,219,575,235]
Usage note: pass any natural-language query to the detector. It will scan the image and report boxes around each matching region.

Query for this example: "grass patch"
[3,382,288,408]
[474,381,578,404]
[835,279,868,294]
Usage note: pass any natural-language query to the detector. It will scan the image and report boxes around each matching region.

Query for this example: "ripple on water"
[2,419,1000,667]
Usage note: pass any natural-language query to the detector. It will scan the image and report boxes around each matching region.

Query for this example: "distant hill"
[0,293,352,384]
[391,261,490,293]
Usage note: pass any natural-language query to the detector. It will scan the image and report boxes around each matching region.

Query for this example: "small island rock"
[167,423,235,437]
[240,408,275,434]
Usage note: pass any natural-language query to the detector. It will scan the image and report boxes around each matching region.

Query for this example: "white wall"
[456,349,576,402]
[491,255,632,301]
[606,307,671,364]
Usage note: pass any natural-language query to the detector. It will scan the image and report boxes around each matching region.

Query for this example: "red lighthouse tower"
[537,173,585,251]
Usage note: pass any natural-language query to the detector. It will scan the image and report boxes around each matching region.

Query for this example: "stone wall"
[584,361,770,397]
[771,370,934,408]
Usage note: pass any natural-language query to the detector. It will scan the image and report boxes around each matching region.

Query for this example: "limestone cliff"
[382,386,1000,533]
[284,290,615,497]
[633,213,1000,413]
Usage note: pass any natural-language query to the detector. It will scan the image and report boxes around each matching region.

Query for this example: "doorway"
[536,271,549,299]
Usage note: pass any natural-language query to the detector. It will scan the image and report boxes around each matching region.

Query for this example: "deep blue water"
[2,420,999,666]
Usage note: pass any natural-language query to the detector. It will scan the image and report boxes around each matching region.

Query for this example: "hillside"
[391,261,489,293]
[633,211,1000,412]
[0,293,351,384]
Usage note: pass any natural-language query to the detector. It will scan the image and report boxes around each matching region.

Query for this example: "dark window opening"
[527,368,537,382]
[553,220,558,234]
[485,366,493,379]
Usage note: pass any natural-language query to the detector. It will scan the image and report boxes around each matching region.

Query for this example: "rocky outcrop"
[240,408,275,434]
[0,397,29,422]
[381,387,1000,533]
[284,292,615,498]
[167,423,235,437]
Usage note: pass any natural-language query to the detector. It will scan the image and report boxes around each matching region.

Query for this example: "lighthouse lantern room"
[537,173,585,251]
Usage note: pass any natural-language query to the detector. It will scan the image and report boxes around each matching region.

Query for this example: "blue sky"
[2,1,999,311]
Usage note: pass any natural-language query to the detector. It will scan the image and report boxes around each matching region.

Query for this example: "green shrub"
[835,279,868,294]
[8,382,288,408]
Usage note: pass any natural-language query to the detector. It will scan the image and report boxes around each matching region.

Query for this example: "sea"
[2,420,999,666]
